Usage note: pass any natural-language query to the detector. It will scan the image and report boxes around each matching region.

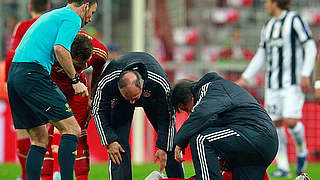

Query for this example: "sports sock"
[58,134,79,180]
[17,138,31,180]
[275,126,290,171]
[75,134,89,179]
[53,130,61,172]
[26,145,47,180]
[289,121,308,157]
[41,126,54,180]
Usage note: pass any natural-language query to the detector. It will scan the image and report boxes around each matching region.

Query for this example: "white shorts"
[264,85,305,121]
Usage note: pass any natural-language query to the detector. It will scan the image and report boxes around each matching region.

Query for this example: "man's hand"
[174,145,185,163]
[234,77,247,88]
[154,149,167,172]
[300,76,311,93]
[72,82,89,97]
[107,141,125,165]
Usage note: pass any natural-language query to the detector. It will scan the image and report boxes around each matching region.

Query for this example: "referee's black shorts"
[7,62,73,129]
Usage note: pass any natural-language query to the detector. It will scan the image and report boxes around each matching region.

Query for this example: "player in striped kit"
[92,52,184,180]
[235,0,317,177]
[46,31,108,180]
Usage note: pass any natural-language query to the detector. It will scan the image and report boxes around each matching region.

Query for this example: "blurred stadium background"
[0,0,320,179]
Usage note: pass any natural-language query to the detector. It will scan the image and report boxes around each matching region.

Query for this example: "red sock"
[53,130,61,172]
[75,133,89,180]
[16,138,31,180]
[41,125,54,180]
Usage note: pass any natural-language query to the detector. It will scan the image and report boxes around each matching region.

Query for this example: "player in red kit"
[44,31,108,180]
[4,1,50,180]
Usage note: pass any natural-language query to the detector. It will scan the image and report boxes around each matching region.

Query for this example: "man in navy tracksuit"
[92,52,184,180]
[171,72,278,180]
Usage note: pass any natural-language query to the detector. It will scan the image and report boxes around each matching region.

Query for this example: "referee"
[92,52,184,180]
[236,0,317,177]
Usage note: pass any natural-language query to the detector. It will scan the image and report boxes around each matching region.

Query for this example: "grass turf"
[0,162,319,179]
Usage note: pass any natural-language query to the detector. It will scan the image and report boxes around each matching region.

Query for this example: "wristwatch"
[71,73,80,84]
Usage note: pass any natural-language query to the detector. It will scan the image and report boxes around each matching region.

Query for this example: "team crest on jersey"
[110,98,118,109]
[143,90,151,98]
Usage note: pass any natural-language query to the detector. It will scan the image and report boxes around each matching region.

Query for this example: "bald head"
[118,71,144,104]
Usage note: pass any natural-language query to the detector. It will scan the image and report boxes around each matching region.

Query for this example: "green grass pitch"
[0,162,319,179]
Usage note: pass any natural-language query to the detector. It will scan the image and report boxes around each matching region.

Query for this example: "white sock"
[276,126,290,171]
[289,121,308,157]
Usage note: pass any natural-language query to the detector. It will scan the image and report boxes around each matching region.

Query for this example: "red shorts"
[67,95,89,129]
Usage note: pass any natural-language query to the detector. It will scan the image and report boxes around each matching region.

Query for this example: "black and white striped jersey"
[242,11,317,89]
[92,52,175,151]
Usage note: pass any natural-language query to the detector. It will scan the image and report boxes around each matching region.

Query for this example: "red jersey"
[51,31,108,98]
[4,18,38,82]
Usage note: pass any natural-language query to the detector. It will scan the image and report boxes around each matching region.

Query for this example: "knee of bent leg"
[53,116,81,136]
[29,132,49,148]
[64,123,81,137]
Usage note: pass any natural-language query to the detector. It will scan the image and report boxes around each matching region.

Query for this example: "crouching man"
[171,72,278,180]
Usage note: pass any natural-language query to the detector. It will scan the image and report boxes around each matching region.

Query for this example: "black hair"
[30,0,48,13]
[171,79,197,112]
[67,0,98,7]
[272,0,290,10]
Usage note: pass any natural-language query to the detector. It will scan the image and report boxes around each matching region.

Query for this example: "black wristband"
[71,73,80,84]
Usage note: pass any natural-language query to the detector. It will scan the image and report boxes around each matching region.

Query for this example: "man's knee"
[51,116,81,136]
[27,125,49,148]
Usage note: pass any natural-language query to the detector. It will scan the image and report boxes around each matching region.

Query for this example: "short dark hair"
[117,70,144,90]
[171,79,197,112]
[30,0,48,13]
[67,0,98,7]
[71,34,93,62]
[272,0,290,10]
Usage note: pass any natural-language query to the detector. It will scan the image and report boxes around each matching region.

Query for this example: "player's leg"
[50,116,81,180]
[283,85,307,175]
[189,132,222,180]
[189,127,276,180]
[26,125,49,179]
[7,63,51,180]
[16,129,30,180]
[107,103,135,180]
[41,124,55,180]
[69,96,90,180]
[52,128,61,178]
[265,88,291,177]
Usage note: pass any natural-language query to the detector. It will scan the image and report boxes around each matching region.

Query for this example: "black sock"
[26,145,47,180]
[58,134,79,180]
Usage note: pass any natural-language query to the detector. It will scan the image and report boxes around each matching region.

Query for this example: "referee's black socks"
[26,145,47,180]
[58,134,79,180]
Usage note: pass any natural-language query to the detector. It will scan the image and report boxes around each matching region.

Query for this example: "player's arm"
[144,84,173,171]
[54,20,88,97]
[293,15,317,93]
[90,45,108,95]
[91,83,120,146]
[174,82,232,149]
[91,81,124,164]
[236,26,267,87]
